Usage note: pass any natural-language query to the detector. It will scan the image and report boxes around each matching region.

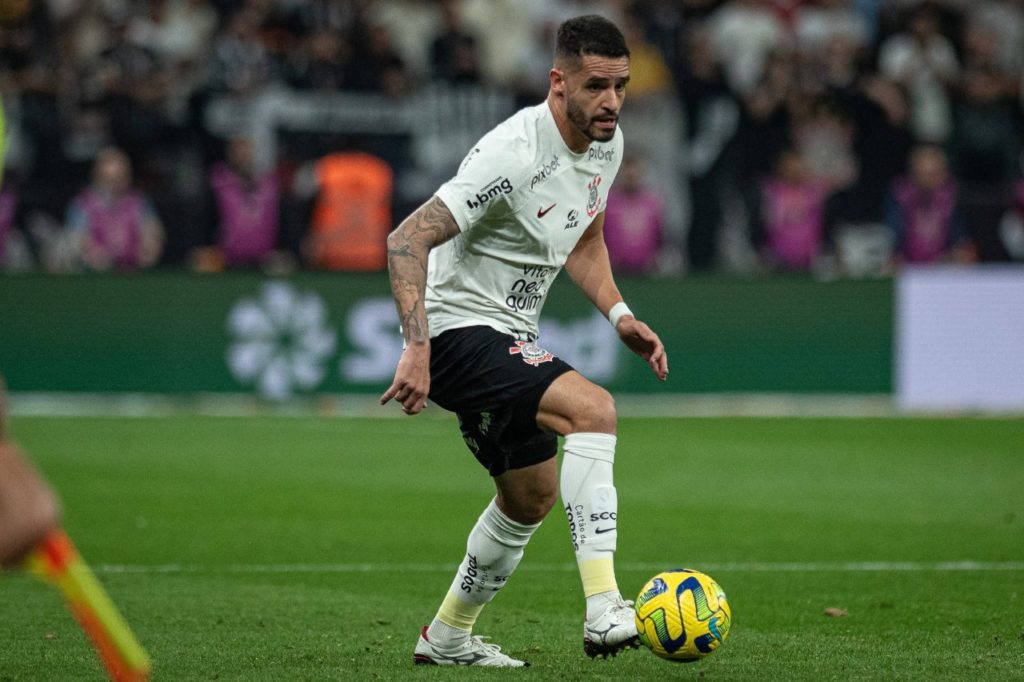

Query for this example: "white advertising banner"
[896,266,1024,412]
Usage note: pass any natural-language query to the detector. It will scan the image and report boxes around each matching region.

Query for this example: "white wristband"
[608,301,634,329]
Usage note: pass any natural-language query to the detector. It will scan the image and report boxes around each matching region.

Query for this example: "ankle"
[426,619,470,649]
[585,590,623,621]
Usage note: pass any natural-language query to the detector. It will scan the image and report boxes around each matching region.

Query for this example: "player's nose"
[599,89,621,112]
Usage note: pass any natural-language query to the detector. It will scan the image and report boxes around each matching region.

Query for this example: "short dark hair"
[555,15,630,63]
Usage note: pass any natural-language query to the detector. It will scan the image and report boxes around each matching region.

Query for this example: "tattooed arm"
[379,197,461,415]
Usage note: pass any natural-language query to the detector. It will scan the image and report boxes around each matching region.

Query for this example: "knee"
[521,492,557,525]
[499,481,558,525]
[570,386,616,434]
[537,373,618,436]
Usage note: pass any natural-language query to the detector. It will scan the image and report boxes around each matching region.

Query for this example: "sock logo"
[593,511,617,535]
[459,553,478,594]
[565,503,590,551]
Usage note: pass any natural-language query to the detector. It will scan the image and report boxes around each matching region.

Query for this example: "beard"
[567,96,617,143]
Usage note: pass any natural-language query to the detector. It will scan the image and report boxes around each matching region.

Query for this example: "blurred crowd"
[1,0,1023,275]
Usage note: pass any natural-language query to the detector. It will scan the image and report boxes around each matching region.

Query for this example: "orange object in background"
[310,152,393,271]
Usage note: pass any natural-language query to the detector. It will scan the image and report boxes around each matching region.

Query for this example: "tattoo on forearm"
[387,197,459,343]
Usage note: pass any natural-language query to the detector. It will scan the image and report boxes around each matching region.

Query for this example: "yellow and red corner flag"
[26,529,151,681]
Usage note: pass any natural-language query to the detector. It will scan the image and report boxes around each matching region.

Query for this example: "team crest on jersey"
[508,340,554,366]
[586,175,603,217]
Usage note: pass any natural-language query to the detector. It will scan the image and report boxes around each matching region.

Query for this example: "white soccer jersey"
[429,101,624,341]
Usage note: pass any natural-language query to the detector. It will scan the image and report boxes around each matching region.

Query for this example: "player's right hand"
[380,342,431,415]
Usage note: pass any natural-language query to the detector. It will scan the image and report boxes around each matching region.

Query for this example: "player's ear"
[549,67,565,95]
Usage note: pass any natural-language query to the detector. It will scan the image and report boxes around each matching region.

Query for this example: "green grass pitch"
[2,415,1022,680]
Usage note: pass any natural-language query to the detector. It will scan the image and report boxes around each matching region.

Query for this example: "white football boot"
[413,627,529,667]
[583,596,641,658]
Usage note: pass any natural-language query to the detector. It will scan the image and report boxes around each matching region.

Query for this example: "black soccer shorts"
[428,325,574,477]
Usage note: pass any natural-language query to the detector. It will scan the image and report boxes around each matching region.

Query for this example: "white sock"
[427,498,540,647]
[561,432,620,601]
[425,619,468,648]
[586,590,622,621]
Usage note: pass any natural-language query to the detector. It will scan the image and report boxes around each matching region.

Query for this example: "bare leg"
[536,371,617,436]
[493,457,558,524]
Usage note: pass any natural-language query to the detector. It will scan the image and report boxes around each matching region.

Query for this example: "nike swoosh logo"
[537,204,556,218]
[595,526,616,534]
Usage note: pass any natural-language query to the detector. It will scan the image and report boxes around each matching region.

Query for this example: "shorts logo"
[586,175,603,218]
[508,340,554,366]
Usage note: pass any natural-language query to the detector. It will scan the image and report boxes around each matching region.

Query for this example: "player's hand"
[380,342,431,415]
[0,443,61,568]
[616,317,669,381]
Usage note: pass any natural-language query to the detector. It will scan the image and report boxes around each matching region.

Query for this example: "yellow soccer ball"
[634,568,732,662]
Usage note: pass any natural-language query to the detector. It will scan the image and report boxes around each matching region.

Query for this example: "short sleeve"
[435,135,529,232]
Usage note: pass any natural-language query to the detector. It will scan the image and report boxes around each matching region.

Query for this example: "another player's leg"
[537,371,640,658]
[414,458,555,667]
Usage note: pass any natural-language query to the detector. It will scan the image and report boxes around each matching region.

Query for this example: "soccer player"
[380,15,668,667]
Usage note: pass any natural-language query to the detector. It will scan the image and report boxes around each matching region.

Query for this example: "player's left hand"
[616,317,668,381]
